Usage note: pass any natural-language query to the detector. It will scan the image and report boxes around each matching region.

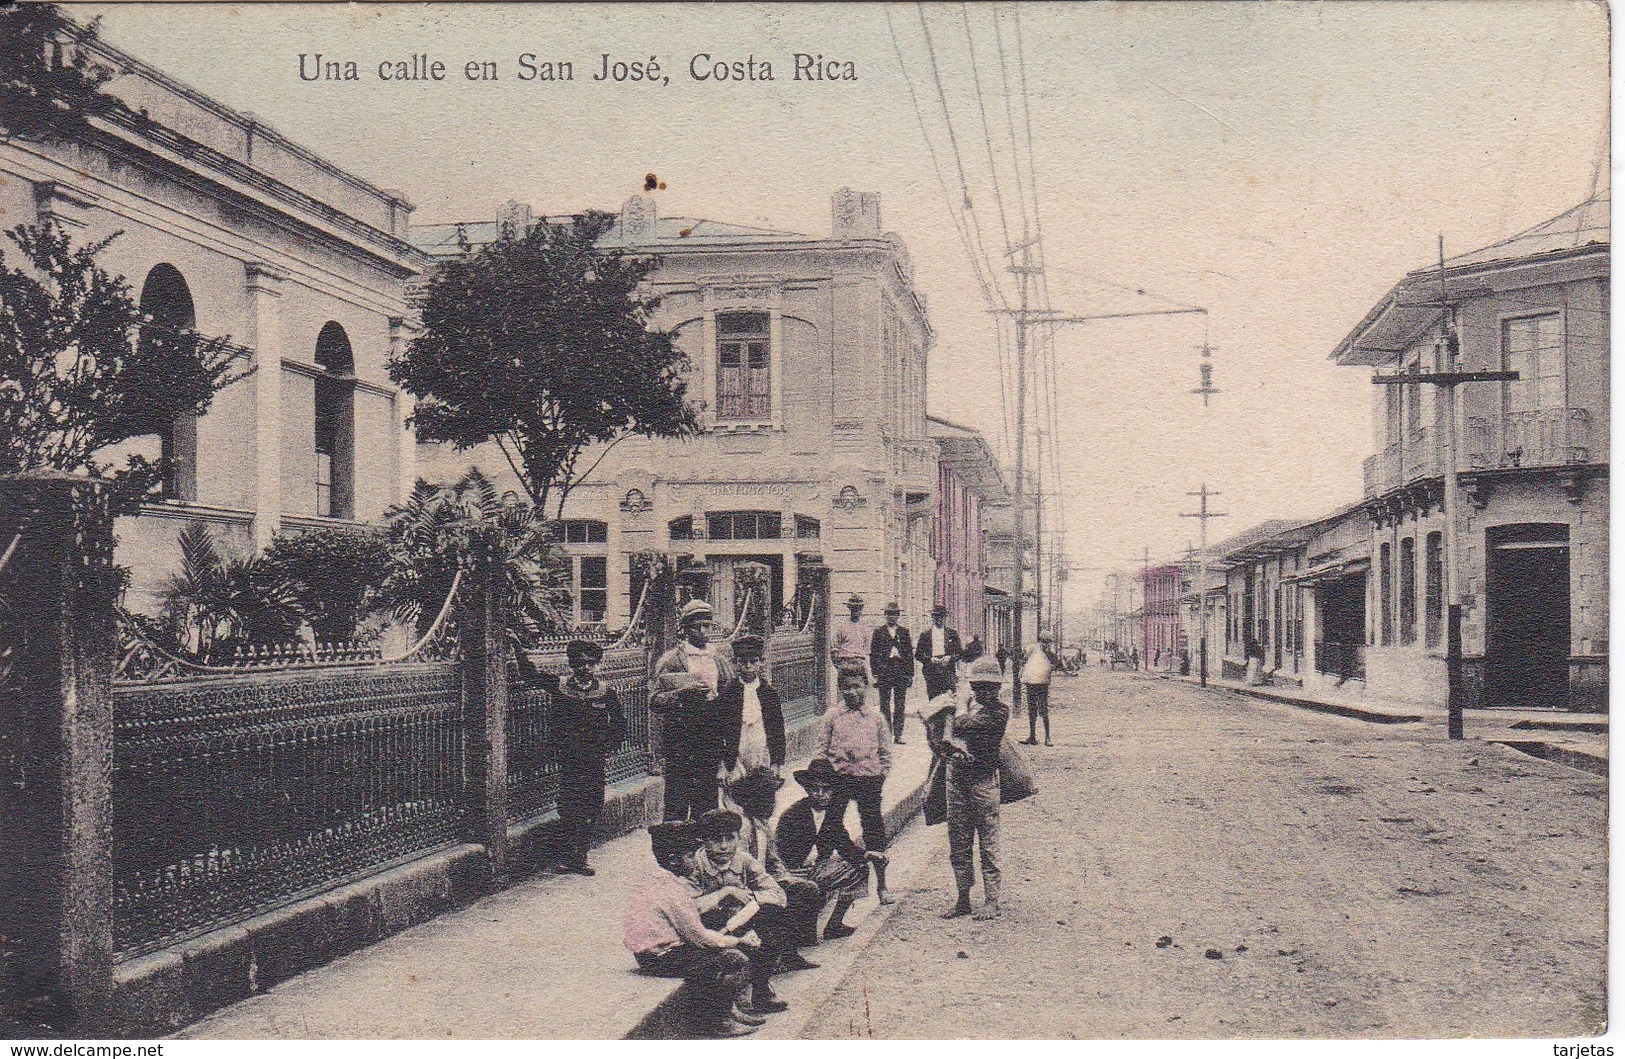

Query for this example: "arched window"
[139,265,198,501]
[314,322,355,519]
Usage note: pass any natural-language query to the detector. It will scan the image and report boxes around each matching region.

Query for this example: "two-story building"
[1331,194,1608,711]
[412,190,937,631]
[927,415,1008,645]
[0,26,424,609]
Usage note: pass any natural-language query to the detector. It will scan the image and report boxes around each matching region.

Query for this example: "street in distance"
[298,53,858,84]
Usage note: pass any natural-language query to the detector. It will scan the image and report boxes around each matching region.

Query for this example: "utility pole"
[992,252,1204,705]
[1033,433,1045,641]
[1372,235,1516,739]
[1180,484,1228,687]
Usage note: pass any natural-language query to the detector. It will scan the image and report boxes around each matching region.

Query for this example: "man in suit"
[868,602,914,744]
[915,604,964,701]
[776,759,884,943]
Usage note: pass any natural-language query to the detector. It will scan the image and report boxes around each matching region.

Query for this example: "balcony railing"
[1365,408,1594,496]
[1467,407,1591,470]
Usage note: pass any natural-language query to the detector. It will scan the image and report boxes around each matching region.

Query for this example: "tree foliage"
[0,223,246,507]
[391,211,699,515]
[259,527,394,643]
[381,468,569,645]
[159,522,301,661]
[0,4,119,144]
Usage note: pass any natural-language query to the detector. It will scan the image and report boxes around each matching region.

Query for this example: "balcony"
[1362,427,1440,497]
[888,437,939,499]
[1467,407,1592,470]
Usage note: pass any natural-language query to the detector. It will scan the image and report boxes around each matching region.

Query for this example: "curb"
[1163,672,1426,725]
[624,768,930,1040]
[1492,740,1609,777]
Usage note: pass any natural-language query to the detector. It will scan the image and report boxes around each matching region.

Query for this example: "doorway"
[1485,524,1570,710]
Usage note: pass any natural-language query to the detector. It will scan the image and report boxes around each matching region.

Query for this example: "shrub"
[260,527,393,643]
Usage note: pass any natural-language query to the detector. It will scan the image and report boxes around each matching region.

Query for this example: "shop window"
[707,511,781,541]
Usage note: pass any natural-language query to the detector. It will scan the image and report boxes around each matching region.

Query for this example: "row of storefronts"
[1173,196,1608,713]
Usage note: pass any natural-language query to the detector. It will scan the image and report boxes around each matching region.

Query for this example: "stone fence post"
[0,474,115,1034]
[459,533,509,883]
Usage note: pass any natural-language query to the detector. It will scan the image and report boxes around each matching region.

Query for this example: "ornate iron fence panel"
[508,643,653,824]
[768,628,822,727]
[111,663,464,958]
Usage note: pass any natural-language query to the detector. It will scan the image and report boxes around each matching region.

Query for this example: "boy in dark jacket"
[777,759,885,942]
[545,639,628,876]
[942,656,1009,921]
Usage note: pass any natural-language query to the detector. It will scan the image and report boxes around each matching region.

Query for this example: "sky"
[79,1,1610,608]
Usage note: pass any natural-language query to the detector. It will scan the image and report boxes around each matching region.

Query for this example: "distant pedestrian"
[624,822,759,1037]
[652,599,735,821]
[817,667,895,905]
[942,656,1010,921]
[1021,636,1057,747]
[868,602,914,744]
[916,605,964,699]
[541,639,627,876]
[995,643,1009,674]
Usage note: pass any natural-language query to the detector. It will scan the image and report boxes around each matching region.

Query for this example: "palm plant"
[381,468,569,647]
[158,522,300,661]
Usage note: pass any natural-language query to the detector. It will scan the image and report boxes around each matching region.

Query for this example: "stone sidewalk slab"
[180,734,935,1040]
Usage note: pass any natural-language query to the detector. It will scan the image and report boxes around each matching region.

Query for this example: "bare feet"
[877,888,897,906]
[941,900,972,919]
[972,902,1001,921]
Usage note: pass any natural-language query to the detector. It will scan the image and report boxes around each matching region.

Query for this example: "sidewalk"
[1148,670,1608,773]
[178,735,935,1040]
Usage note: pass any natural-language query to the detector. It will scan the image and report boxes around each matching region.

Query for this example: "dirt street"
[800,668,1607,1039]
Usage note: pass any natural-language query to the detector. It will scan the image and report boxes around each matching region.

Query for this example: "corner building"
[413,190,937,631]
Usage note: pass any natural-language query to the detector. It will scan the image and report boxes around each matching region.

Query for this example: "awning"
[1284,557,1370,586]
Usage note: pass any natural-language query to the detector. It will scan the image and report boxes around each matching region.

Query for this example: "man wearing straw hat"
[652,599,736,821]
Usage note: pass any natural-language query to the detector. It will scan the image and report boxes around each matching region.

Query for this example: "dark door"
[1485,525,1570,710]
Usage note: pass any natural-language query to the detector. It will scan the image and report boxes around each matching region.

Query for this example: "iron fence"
[111,663,464,957]
[769,628,823,727]
[507,643,654,824]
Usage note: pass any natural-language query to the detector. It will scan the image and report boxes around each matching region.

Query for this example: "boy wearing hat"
[652,599,736,821]
[542,640,627,876]
[868,602,915,744]
[829,594,872,684]
[690,809,792,1016]
[943,656,1010,921]
[714,634,786,793]
[817,668,896,905]
[776,758,881,941]
[916,605,964,700]
[624,821,762,1036]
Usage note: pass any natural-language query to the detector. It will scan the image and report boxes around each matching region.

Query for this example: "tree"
[158,522,301,661]
[259,527,394,643]
[0,4,119,144]
[391,211,699,516]
[0,222,245,507]
[381,468,569,646]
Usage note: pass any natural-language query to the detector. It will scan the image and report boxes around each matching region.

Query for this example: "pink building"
[1141,563,1189,669]
[928,417,1008,643]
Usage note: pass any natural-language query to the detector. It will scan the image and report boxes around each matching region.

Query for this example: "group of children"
[543,609,1008,1038]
